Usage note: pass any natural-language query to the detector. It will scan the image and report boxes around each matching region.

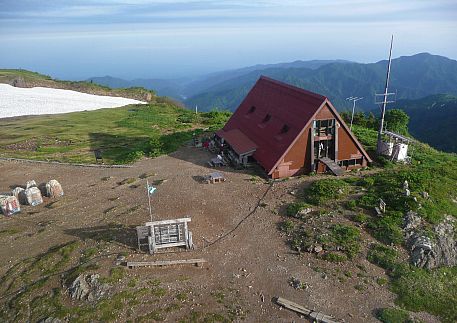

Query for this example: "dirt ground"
[0,146,437,322]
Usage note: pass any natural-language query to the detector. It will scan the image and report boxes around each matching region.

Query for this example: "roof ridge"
[259,75,327,101]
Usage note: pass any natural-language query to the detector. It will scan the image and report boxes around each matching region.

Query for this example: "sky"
[1,0,456,80]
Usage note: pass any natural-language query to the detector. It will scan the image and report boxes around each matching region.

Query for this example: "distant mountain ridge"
[183,53,457,112]
[87,59,351,100]
[398,94,457,153]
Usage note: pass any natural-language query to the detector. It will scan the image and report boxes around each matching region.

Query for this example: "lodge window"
[262,114,271,123]
[280,124,290,134]
[248,106,256,114]
[338,158,363,167]
[313,119,335,136]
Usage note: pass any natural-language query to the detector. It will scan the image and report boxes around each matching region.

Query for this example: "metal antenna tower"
[346,96,363,130]
[376,35,395,154]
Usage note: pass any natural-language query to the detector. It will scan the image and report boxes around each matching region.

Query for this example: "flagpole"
[147,179,152,222]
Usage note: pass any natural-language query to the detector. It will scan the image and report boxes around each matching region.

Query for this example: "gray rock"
[403,211,422,238]
[296,207,313,217]
[407,215,457,269]
[403,180,409,190]
[289,277,308,289]
[69,275,90,300]
[39,318,62,323]
[68,273,109,301]
[409,234,435,268]
[11,77,26,88]
[433,216,457,267]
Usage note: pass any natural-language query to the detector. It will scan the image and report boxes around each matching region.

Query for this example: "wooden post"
[146,180,152,222]
[310,127,315,172]
[334,120,339,162]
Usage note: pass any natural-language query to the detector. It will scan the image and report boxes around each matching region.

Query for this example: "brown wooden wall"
[337,126,362,160]
[314,104,334,119]
[271,125,311,178]
[270,103,367,178]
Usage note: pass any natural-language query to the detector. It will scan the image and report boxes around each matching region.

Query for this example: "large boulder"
[403,211,421,234]
[68,274,109,301]
[433,215,457,267]
[38,317,62,323]
[408,233,435,268]
[406,214,457,269]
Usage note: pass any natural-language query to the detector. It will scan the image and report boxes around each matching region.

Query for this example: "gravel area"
[0,146,439,322]
[0,84,146,118]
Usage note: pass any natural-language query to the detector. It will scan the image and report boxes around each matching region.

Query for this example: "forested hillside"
[184,53,457,112]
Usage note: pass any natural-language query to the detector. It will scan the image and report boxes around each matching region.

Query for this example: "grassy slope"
[349,126,457,322]
[0,69,231,164]
[0,101,230,164]
[0,69,155,102]
[281,123,457,322]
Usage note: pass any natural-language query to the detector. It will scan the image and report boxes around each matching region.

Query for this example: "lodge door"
[314,139,335,160]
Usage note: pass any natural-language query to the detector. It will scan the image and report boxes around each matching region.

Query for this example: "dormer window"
[280,124,289,134]
[262,114,271,123]
[248,106,256,114]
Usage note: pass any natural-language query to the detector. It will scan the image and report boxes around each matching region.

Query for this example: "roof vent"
[262,114,271,123]
[247,106,256,114]
[280,124,290,134]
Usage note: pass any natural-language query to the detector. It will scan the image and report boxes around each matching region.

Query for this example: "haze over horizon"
[1,0,456,80]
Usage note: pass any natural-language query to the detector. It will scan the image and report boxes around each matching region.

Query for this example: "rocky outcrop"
[68,274,109,301]
[11,77,26,88]
[38,317,62,323]
[433,215,457,267]
[403,211,422,236]
[405,212,457,269]
[408,233,435,268]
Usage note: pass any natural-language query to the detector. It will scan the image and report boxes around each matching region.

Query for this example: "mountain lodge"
[214,76,372,179]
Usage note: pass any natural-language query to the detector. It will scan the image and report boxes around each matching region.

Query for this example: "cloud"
[1,0,456,26]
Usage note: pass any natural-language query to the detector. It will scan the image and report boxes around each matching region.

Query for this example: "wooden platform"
[319,157,344,176]
[127,258,207,268]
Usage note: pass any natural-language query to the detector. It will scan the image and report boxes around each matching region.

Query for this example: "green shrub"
[362,176,375,187]
[352,213,369,224]
[286,202,312,217]
[367,213,404,245]
[305,179,349,205]
[279,220,295,235]
[367,244,399,271]
[201,110,232,129]
[147,136,163,157]
[322,252,347,263]
[376,277,388,286]
[376,307,412,323]
[117,150,144,163]
[391,266,457,323]
[346,200,357,210]
[102,267,125,283]
[329,224,361,259]
[290,228,313,252]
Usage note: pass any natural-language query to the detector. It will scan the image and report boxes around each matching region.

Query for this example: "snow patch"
[0,84,146,118]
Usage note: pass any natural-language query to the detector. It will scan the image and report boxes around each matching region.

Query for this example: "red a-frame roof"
[220,76,327,172]
[220,76,371,174]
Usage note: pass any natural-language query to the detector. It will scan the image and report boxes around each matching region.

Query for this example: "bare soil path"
[0,146,435,322]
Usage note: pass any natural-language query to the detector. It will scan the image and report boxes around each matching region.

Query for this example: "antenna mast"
[376,35,394,154]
